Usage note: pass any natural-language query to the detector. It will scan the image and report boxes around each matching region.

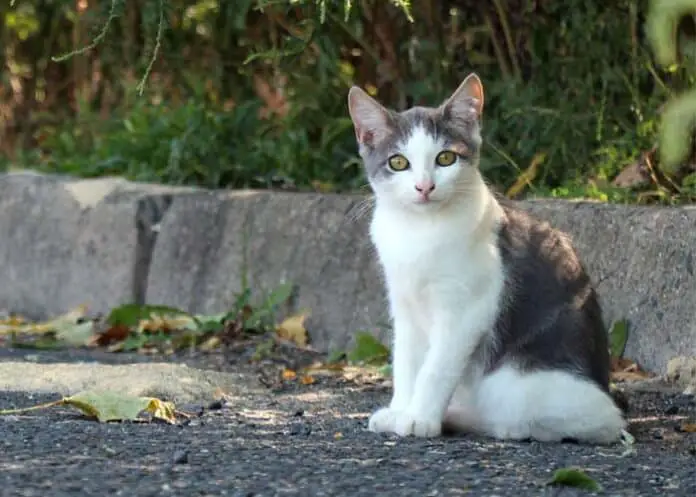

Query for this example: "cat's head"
[347,74,484,210]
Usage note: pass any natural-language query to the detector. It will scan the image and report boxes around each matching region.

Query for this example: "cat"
[346,74,627,444]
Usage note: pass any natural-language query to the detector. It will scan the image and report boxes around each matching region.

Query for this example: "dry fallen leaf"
[300,375,315,385]
[137,313,197,334]
[0,305,88,336]
[679,423,696,433]
[198,336,221,351]
[610,356,652,382]
[282,368,297,380]
[611,370,652,382]
[612,161,650,188]
[276,312,309,347]
[92,324,131,347]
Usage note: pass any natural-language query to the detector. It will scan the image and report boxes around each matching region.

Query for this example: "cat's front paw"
[368,407,402,434]
[394,410,442,437]
[368,407,441,437]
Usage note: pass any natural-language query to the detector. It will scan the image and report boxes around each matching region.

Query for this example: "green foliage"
[547,467,602,492]
[347,332,390,366]
[609,319,629,359]
[17,95,362,190]
[646,0,696,172]
[3,0,696,202]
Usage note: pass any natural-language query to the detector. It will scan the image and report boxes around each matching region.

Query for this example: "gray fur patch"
[481,197,611,392]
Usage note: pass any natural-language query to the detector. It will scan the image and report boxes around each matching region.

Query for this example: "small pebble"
[172,450,189,464]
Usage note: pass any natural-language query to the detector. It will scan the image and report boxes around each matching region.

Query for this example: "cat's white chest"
[369,205,495,300]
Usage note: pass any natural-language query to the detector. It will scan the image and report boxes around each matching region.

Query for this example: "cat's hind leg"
[446,364,626,444]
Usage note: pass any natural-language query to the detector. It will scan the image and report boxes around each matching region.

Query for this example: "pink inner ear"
[466,79,484,115]
[358,128,374,146]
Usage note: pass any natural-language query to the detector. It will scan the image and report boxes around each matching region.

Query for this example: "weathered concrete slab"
[0,172,185,319]
[147,192,696,374]
[1,172,694,374]
[144,191,386,351]
[523,200,696,376]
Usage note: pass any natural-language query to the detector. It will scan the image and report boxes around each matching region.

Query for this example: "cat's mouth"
[412,195,443,206]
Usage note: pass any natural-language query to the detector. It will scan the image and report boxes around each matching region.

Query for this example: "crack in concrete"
[133,195,173,304]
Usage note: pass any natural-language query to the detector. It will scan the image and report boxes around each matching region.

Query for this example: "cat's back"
[496,199,590,293]
[492,198,610,388]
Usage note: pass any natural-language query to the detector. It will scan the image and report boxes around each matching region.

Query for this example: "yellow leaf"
[282,368,297,380]
[334,432,343,439]
[146,398,177,424]
[300,375,315,385]
[0,315,26,327]
[136,313,197,334]
[0,304,88,336]
[276,312,309,347]
[198,336,221,351]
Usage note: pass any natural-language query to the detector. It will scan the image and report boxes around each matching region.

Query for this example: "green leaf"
[326,349,347,364]
[63,390,176,423]
[120,334,148,351]
[347,332,390,365]
[245,282,294,327]
[547,467,601,492]
[106,304,192,328]
[609,319,629,358]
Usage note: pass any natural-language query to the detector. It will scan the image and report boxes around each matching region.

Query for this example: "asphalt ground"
[1,347,695,497]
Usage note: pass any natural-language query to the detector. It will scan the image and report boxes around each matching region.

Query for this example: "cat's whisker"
[344,196,375,224]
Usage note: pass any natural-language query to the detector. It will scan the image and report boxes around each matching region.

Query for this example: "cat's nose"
[414,181,435,194]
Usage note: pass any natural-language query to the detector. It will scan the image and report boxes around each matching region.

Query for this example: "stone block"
[0,172,181,319]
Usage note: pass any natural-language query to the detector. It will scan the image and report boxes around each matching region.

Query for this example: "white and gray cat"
[347,74,626,444]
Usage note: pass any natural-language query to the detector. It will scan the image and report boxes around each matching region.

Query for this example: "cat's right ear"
[347,87,391,147]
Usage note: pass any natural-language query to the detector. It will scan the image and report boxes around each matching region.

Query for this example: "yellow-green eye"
[388,154,410,171]
[435,150,457,167]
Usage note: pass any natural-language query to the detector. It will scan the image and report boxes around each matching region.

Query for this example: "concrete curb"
[1,172,694,373]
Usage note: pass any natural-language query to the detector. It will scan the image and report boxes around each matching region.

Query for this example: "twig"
[52,0,120,62]
[492,0,522,80]
[484,14,511,80]
[136,0,165,95]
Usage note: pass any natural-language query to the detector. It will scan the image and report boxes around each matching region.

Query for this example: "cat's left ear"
[442,73,484,121]
[347,86,392,147]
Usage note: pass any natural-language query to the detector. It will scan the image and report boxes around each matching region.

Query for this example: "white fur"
[366,126,625,444]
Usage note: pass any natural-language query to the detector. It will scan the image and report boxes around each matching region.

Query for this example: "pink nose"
[415,181,435,194]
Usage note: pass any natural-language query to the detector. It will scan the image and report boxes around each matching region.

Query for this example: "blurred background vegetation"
[1,0,695,203]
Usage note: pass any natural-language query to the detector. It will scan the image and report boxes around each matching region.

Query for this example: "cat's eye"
[388,154,410,172]
[435,150,457,167]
